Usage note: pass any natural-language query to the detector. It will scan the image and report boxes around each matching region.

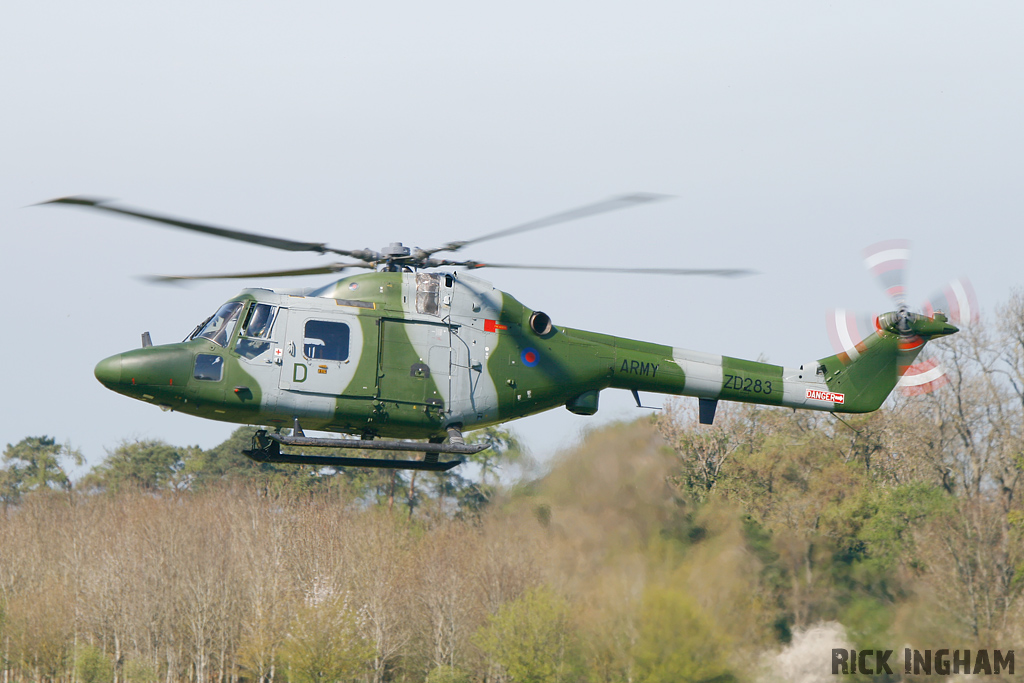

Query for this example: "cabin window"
[303,320,350,361]
[236,303,278,359]
[196,302,243,347]
[193,354,224,381]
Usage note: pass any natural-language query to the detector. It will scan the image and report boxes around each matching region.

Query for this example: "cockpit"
[188,301,279,359]
[189,302,243,347]
[235,302,278,359]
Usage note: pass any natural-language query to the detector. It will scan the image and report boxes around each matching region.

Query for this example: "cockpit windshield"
[195,302,243,347]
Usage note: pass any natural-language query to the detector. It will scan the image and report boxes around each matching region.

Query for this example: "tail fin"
[820,312,958,413]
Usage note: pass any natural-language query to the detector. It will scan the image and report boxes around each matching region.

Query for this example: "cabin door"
[377,319,452,409]
[278,309,368,396]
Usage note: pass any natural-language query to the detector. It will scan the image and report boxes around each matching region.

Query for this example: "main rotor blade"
[41,196,365,257]
[430,193,670,255]
[458,262,755,277]
[143,262,373,283]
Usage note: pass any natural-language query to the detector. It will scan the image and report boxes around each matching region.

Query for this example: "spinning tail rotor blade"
[826,308,879,364]
[897,277,977,395]
[898,357,950,396]
[861,238,950,393]
[896,333,926,376]
[863,239,911,308]
[923,277,979,326]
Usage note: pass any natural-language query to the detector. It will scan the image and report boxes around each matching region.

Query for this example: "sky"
[2,2,1023,473]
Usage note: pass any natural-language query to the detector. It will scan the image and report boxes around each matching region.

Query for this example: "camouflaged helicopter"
[45,195,968,471]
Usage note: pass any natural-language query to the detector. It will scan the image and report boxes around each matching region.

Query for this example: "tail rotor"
[827,240,975,396]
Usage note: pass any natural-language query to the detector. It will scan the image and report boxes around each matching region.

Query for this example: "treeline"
[0,427,521,517]
[2,293,1024,683]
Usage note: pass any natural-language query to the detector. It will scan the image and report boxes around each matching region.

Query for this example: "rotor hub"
[381,242,411,259]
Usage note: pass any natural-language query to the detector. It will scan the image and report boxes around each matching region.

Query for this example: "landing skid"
[242,429,485,471]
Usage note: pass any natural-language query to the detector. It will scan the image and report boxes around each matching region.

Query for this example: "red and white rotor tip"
[826,308,879,364]
[898,357,950,396]
[863,239,911,307]
[923,277,979,326]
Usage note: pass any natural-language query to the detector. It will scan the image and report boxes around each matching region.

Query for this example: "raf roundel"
[522,347,540,367]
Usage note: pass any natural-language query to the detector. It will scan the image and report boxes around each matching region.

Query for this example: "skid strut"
[242,427,484,471]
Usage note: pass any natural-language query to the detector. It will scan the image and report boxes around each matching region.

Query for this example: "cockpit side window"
[196,302,244,348]
[193,354,224,381]
[246,304,276,337]
[235,303,278,360]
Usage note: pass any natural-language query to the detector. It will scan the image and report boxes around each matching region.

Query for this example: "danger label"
[806,388,845,404]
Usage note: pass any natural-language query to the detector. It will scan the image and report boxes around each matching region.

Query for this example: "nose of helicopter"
[94,354,123,388]
[94,345,194,395]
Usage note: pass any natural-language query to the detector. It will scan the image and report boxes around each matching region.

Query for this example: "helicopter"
[44,195,963,471]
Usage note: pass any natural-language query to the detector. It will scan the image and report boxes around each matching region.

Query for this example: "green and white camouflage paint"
[94,271,958,440]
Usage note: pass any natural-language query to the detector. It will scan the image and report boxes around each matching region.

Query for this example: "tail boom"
[598,314,955,415]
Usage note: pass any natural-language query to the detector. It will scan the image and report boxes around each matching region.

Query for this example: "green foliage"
[81,439,190,492]
[123,657,158,683]
[182,427,415,501]
[473,586,584,683]
[823,482,949,575]
[838,596,894,650]
[70,424,530,509]
[720,425,857,532]
[425,666,470,683]
[631,585,736,683]
[75,644,114,683]
[656,404,967,651]
[464,426,524,493]
[856,484,949,566]
[421,426,527,515]
[181,427,284,488]
[279,595,373,683]
[1,436,83,502]
[816,484,951,646]
[0,467,23,509]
